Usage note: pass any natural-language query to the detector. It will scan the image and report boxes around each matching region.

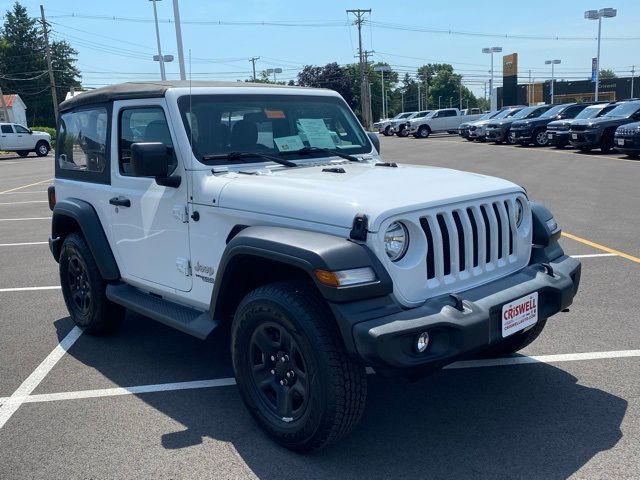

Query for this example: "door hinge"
[176,258,192,276]
[173,204,189,223]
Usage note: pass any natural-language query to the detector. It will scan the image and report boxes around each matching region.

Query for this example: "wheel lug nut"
[281,355,289,362]
[270,369,275,375]
[280,379,288,386]
[286,371,294,379]
[270,355,276,361]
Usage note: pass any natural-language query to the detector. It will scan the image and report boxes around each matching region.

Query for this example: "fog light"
[416,332,430,353]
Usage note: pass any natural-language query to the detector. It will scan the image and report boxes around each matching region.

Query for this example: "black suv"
[614,121,640,158]
[510,103,591,147]
[485,105,552,144]
[570,101,640,152]
[546,103,618,148]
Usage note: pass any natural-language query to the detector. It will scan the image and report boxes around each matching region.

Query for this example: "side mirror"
[367,131,380,154]
[28,128,33,134]
[130,142,180,187]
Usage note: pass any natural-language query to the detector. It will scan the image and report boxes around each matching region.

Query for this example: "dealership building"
[495,52,637,106]
[497,76,638,107]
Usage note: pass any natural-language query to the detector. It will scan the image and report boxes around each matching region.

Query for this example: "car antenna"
[189,48,193,150]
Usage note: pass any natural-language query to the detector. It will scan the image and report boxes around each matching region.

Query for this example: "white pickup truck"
[408,108,484,138]
[0,122,52,157]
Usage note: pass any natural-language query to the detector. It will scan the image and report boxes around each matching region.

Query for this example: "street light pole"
[482,47,502,109]
[172,0,186,80]
[545,59,561,104]
[149,0,166,80]
[438,96,441,109]
[585,8,617,101]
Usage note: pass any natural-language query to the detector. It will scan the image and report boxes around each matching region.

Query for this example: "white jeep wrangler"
[48,81,581,451]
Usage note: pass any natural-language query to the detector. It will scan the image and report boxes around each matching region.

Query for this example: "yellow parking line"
[0,178,53,195]
[562,232,640,265]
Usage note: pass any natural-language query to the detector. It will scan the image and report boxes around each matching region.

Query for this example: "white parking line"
[0,326,82,429]
[0,242,48,247]
[0,200,48,206]
[570,253,618,259]
[0,191,48,195]
[0,178,52,195]
[0,217,50,222]
[0,286,61,293]
[0,349,638,409]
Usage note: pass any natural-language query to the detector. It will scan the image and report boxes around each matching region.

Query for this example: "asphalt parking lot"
[0,138,639,479]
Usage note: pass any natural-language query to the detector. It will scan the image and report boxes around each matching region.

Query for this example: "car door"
[445,110,458,129]
[13,124,32,149]
[0,124,18,149]
[109,100,192,292]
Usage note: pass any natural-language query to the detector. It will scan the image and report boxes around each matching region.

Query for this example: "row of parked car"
[458,100,640,158]
[374,108,483,138]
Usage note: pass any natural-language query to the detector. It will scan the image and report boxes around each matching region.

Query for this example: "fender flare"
[51,198,120,280]
[209,226,393,320]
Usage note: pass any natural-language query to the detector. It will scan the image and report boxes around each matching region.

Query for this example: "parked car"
[546,103,618,148]
[509,103,591,147]
[47,80,580,452]
[374,112,414,136]
[408,108,484,138]
[485,105,553,144]
[458,111,496,140]
[0,122,51,157]
[461,108,482,115]
[392,110,430,137]
[468,106,525,141]
[613,121,640,158]
[569,100,640,152]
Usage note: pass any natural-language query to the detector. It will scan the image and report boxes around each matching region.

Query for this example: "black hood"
[571,116,635,128]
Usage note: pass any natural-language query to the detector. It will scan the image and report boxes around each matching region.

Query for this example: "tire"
[383,126,392,136]
[504,129,514,145]
[600,132,614,153]
[626,153,639,159]
[35,141,49,157]
[231,281,367,452]
[533,129,549,147]
[578,146,591,152]
[465,137,474,141]
[397,127,408,138]
[417,125,430,138]
[17,150,29,157]
[481,319,547,357]
[59,233,125,335]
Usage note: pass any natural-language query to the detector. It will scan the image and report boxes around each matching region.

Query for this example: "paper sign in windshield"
[274,135,305,152]
[298,118,336,149]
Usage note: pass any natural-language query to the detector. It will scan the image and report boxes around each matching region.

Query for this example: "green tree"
[599,69,617,80]
[0,2,81,126]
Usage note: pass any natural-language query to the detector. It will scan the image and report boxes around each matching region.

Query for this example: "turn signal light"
[47,185,56,211]
[314,267,376,287]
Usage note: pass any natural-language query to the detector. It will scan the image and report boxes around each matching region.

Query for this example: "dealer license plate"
[572,133,578,139]
[617,138,625,146]
[501,292,538,338]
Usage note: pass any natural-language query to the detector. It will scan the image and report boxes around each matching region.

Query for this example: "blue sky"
[17,0,640,97]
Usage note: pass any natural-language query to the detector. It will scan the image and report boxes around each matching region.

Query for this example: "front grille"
[616,128,640,137]
[571,125,587,132]
[418,199,517,281]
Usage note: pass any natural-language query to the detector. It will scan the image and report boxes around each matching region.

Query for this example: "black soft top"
[59,80,306,112]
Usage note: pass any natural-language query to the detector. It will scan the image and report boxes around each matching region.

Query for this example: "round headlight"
[515,199,524,227]
[384,222,409,261]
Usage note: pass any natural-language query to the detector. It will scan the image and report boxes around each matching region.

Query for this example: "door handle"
[109,196,131,207]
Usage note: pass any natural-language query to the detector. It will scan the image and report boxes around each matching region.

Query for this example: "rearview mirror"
[367,131,380,154]
[130,142,180,187]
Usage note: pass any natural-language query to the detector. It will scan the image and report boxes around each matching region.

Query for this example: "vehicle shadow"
[55,315,626,480]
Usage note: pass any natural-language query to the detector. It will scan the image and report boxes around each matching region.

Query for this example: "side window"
[1,125,13,134]
[119,107,177,176]
[57,108,108,173]
[444,110,457,117]
[14,125,29,133]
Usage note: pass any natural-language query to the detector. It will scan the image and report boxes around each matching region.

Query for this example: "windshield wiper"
[278,146,360,162]
[202,151,297,168]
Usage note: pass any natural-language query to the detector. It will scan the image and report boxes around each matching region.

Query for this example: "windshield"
[540,105,566,118]
[510,106,537,119]
[496,108,521,119]
[397,112,413,119]
[178,94,371,164]
[604,102,640,118]
[575,106,605,119]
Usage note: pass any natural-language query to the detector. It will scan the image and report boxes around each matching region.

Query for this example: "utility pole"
[361,49,374,124]
[459,80,462,109]
[347,9,372,128]
[418,83,421,111]
[401,91,404,112]
[632,65,636,99]
[172,0,186,80]
[150,0,166,80]
[40,5,59,121]
[249,57,260,81]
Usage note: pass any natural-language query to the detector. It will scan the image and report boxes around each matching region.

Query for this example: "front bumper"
[569,131,602,147]
[485,128,505,141]
[346,254,580,372]
[614,135,640,153]
[547,130,570,145]
[510,130,533,142]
